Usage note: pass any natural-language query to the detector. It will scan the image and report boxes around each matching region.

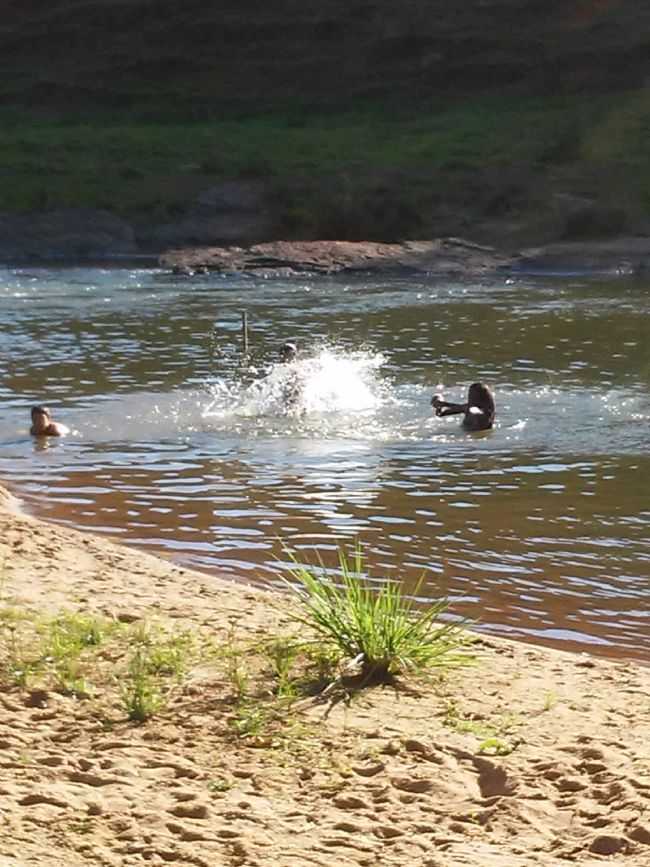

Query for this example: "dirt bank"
[1,485,649,867]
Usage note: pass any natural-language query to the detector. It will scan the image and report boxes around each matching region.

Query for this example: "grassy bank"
[2,89,650,241]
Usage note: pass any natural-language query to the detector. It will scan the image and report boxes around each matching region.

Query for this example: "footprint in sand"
[472,756,518,799]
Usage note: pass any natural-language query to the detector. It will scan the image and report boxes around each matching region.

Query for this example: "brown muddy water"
[1,266,648,659]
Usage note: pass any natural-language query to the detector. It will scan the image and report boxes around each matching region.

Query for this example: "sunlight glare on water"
[202,348,400,440]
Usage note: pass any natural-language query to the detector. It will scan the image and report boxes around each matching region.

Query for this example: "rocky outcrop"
[160,237,515,276]
[516,236,650,275]
[0,209,136,260]
[162,235,650,277]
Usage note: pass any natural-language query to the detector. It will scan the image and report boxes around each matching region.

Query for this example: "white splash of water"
[204,347,390,423]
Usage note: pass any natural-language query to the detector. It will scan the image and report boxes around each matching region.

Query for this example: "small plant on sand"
[49,656,91,698]
[542,690,558,712]
[120,644,165,722]
[207,776,232,794]
[281,544,471,683]
[39,611,115,697]
[43,612,108,652]
[118,622,197,721]
[261,637,301,698]
[301,642,342,692]
[227,656,249,702]
[477,736,516,756]
[230,702,275,739]
[221,621,251,703]
[442,698,520,753]
[0,614,40,687]
[138,626,195,680]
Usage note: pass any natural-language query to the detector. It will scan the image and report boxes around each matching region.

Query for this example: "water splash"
[202,347,396,437]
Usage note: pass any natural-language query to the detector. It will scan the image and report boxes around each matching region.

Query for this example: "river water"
[1,266,648,659]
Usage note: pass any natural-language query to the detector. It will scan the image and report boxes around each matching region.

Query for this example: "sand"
[1,482,649,867]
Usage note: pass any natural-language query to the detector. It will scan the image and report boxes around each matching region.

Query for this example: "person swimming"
[431,382,495,431]
[277,342,302,407]
[279,342,298,363]
[30,406,69,437]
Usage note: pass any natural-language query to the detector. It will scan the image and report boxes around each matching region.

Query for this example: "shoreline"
[2,482,650,866]
[3,234,650,278]
[159,235,650,278]
[9,476,646,666]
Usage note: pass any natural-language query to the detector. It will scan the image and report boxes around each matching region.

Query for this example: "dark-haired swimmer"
[277,342,303,407]
[279,342,298,363]
[431,382,495,431]
[30,406,69,437]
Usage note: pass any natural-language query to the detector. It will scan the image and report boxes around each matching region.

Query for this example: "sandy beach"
[1,482,649,867]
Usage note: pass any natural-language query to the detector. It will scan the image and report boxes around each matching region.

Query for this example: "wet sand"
[1,482,649,867]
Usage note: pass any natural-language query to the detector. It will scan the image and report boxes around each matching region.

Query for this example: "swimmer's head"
[30,405,68,437]
[31,405,51,422]
[468,383,495,414]
[279,342,298,363]
[30,405,51,434]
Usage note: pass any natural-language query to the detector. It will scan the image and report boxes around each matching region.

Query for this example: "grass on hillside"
[1,90,649,236]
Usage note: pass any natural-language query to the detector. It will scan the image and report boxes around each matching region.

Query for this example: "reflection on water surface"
[1,266,649,659]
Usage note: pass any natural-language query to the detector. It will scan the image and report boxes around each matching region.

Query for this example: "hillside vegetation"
[2,1,650,247]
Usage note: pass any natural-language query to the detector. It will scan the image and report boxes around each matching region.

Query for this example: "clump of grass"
[130,622,195,680]
[0,609,114,693]
[40,611,115,697]
[120,644,166,722]
[261,637,302,699]
[302,642,341,685]
[46,653,89,698]
[0,615,39,687]
[220,621,251,703]
[257,636,343,699]
[229,702,275,739]
[281,544,471,683]
[207,776,232,794]
[41,611,110,656]
[119,622,197,721]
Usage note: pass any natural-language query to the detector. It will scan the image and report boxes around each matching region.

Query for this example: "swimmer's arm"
[47,422,69,436]
[431,395,467,417]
